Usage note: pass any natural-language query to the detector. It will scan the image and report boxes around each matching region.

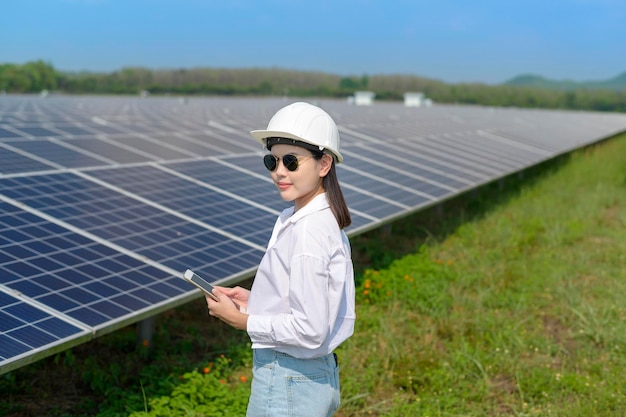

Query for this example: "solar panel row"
[1,95,626,374]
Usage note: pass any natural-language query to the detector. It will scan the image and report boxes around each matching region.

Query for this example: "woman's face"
[267,144,331,211]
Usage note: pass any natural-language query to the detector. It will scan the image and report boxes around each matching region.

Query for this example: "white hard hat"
[250,102,343,163]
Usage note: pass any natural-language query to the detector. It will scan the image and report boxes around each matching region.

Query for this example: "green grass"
[2,133,625,416]
[339,134,626,416]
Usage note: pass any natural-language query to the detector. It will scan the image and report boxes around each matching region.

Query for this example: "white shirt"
[246,193,356,359]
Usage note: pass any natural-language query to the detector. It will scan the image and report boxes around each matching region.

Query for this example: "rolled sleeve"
[247,255,330,349]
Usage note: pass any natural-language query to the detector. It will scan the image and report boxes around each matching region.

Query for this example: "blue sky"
[2,0,625,84]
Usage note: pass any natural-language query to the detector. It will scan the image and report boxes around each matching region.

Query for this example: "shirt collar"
[279,193,329,224]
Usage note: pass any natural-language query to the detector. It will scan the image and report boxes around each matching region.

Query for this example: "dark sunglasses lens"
[263,154,277,171]
[283,154,299,171]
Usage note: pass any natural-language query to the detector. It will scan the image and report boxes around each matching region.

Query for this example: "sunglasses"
[263,154,312,172]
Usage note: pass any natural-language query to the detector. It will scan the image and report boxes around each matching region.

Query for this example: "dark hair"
[311,151,351,229]
[267,138,351,229]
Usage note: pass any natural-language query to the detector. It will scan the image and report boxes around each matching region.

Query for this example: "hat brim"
[250,130,343,163]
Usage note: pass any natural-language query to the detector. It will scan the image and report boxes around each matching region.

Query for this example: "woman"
[206,101,356,417]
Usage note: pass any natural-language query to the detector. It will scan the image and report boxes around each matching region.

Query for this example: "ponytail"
[308,149,352,230]
[323,162,351,229]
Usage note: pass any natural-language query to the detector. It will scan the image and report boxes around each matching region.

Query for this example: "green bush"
[129,354,251,417]
[357,246,454,317]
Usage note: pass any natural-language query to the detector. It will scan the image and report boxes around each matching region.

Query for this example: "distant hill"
[504,72,626,91]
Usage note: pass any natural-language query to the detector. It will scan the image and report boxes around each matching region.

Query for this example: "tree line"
[2,60,625,113]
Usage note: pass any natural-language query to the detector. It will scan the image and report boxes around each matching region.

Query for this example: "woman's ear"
[319,154,332,177]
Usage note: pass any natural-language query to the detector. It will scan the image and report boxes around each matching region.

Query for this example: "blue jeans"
[246,349,340,417]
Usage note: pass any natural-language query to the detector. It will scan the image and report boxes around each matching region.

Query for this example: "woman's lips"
[277,182,291,191]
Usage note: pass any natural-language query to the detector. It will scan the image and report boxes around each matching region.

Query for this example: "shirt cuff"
[246,314,275,343]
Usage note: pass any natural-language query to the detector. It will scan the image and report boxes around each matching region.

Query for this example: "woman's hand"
[214,286,250,311]
[206,287,249,330]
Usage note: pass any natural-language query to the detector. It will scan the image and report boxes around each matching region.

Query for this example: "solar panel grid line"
[131,132,201,158]
[74,170,268,253]
[91,116,111,126]
[95,134,165,161]
[0,123,32,139]
[154,163,282,217]
[472,126,556,156]
[396,137,511,177]
[349,142,479,187]
[381,140,491,183]
[446,131,546,165]
[337,168,432,208]
[183,130,254,154]
[342,149,460,193]
[12,140,110,169]
[400,120,448,135]
[49,138,119,166]
[338,126,382,144]
[0,310,90,376]
[0,201,206,333]
[208,116,266,137]
[339,181,411,210]
[54,126,93,138]
[167,156,290,215]
[0,128,21,139]
[0,192,185,280]
[399,124,440,137]
[40,124,77,139]
[360,122,437,138]
[6,124,52,138]
[1,281,193,342]
[423,135,525,171]
[581,117,626,132]
[78,164,279,247]
[153,131,237,157]
[210,153,280,184]
[0,282,93,333]
[454,130,551,163]
[178,154,396,225]
[345,205,380,222]
[167,109,209,130]
[54,116,112,136]
[356,152,461,193]
[338,164,439,201]
[66,138,153,165]
[477,129,556,155]
[193,156,391,224]
[168,152,266,179]
[0,142,64,170]
[207,120,241,134]
[0,147,58,177]
[114,134,192,160]
[203,129,263,153]
[171,131,236,155]
[11,126,58,138]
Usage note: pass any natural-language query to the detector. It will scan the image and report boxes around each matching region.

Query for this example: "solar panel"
[1,94,626,374]
[8,140,111,168]
[0,291,87,364]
